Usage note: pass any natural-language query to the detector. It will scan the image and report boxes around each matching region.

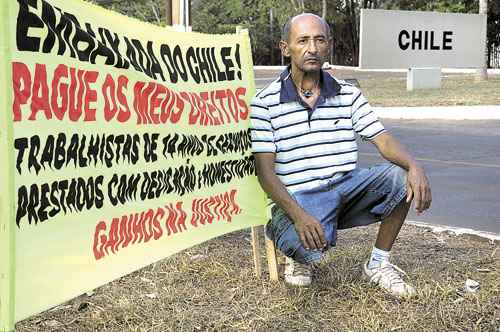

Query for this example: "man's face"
[281,15,330,73]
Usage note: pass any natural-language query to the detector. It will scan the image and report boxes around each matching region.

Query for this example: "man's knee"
[268,222,322,263]
[387,164,407,188]
[274,229,323,263]
[371,164,409,219]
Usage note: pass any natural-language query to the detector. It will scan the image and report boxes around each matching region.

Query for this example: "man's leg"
[374,200,410,251]
[266,206,322,287]
[362,172,416,297]
[336,164,416,297]
[267,185,341,286]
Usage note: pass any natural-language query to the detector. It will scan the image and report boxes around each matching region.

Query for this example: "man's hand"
[371,132,432,214]
[406,163,432,214]
[255,152,328,251]
[293,213,327,251]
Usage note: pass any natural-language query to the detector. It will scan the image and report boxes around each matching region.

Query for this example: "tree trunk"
[322,0,327,18]
[347,0,358,65]
[487,45,491,68]
[270,8,275,65]
[476,0,488,81]
[151,1,161,24]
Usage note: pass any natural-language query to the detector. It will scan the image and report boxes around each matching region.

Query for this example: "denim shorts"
[266,163,407,264]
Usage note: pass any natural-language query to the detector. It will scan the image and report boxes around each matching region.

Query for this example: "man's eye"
[298,39,307,44]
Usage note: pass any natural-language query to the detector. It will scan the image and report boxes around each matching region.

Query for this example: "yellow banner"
[0,0,267,326]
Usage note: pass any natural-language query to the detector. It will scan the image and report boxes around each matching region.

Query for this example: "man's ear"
[279,40,290,57]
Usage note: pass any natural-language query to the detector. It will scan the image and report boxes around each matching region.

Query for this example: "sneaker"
[284,256,312,287]
[363,260,416,298]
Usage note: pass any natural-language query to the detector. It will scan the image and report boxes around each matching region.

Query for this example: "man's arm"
[370,132,432,214]
[255,152,326,251]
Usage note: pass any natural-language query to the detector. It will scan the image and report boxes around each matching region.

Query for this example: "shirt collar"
[279,65,341,104]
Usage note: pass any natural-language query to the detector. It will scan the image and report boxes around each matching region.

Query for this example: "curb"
[408,220,500,244]
[373,106,500,120]
[254,65,500,75]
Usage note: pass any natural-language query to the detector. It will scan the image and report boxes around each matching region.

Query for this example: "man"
[249,13,431,297]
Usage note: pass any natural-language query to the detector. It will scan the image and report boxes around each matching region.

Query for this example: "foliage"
[193,0,499,67]
[90,0,165,24]
[378,0,478,12]
[89,0,499,67]
[488,1,500,47]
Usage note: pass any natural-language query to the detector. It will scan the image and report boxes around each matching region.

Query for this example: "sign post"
[171,0,191,31]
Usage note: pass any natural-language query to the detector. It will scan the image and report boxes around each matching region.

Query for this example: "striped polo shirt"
[250,67,386,194]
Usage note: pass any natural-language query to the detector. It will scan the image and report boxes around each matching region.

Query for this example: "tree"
[89,0,498,68]
[477,0,489,81]
[91,0,164,25]
[289,0,305,13]
[487,1,500,67]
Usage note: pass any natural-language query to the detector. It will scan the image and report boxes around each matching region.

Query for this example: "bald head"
[281,13,330,42]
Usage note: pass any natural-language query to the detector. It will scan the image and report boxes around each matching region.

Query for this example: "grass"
[359,75,500,107]
[16,224,500,331]
[255,68,500,107]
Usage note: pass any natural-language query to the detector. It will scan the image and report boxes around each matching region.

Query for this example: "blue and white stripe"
[250,74,385,193]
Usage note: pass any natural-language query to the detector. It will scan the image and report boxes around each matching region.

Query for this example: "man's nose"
[307,40,318,54]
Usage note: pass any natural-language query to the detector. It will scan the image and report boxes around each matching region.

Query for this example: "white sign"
[359,9,487,69]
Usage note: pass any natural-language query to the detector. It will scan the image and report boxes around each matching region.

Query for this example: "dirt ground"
[16,224,500,331]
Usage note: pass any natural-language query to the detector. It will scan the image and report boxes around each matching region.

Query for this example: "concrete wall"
[359,9,487,69]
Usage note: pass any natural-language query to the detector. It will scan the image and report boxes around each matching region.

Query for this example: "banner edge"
[0,0,16,330]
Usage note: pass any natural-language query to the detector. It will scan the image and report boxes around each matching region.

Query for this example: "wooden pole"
[171,0,181,26]
[165,0,172,26]
[240,22,264,278]
[265,235,279,281]
[251,227,262,278]
[168,0,189,30]
[243,21,262,278]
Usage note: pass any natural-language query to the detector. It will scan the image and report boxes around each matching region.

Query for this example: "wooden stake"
[265,234,279,281]
[250,226,262,278]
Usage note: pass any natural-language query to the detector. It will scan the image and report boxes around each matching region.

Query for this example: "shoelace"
[289,260,311,276]
[377,263,407,285]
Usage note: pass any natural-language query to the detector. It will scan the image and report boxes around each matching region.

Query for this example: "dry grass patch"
[255,68,500,107]
[361,75,500,107]
[17,225,500,331]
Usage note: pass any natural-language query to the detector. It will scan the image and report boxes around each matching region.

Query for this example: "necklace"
[301,89,314,98]
[300,82,318,98]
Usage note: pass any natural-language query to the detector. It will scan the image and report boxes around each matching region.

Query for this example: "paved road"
[357,119,500,234]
